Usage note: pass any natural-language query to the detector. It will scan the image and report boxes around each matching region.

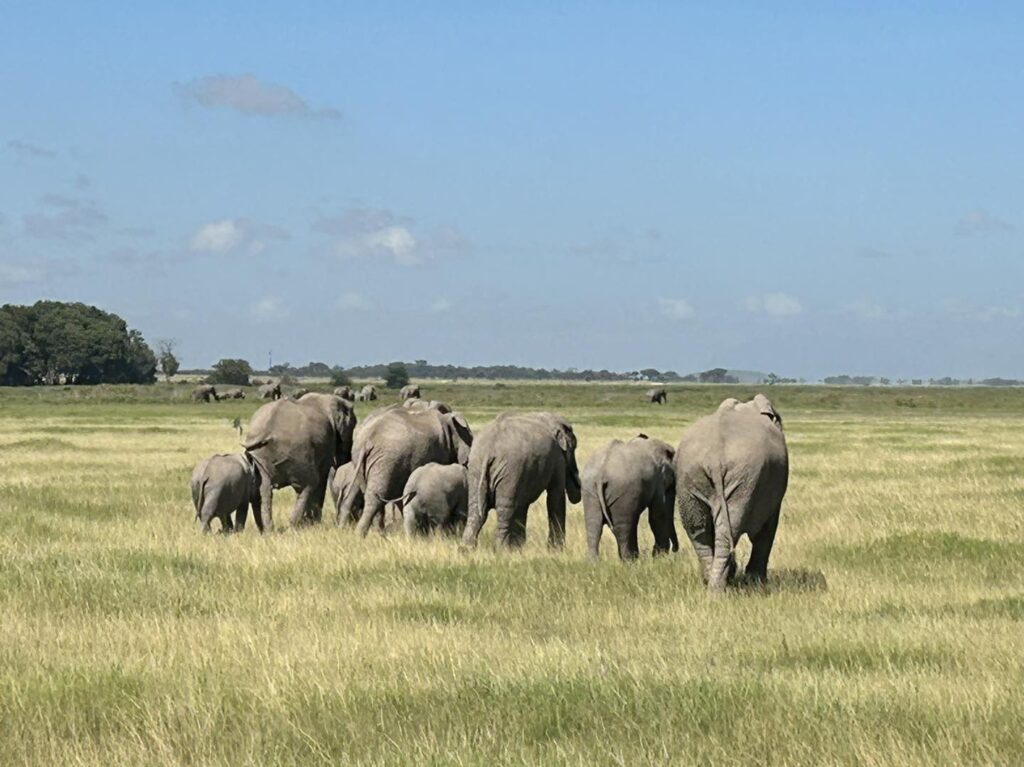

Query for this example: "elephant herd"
[189,390,789,591]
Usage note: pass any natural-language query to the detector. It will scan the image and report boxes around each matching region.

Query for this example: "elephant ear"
[635,432,649,440]
[753,394,783,428]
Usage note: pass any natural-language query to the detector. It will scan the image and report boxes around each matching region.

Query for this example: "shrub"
[207,359,254,386]
[385,361,410,389]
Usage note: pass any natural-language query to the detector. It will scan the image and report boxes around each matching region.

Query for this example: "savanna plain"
[1,382,1022,766]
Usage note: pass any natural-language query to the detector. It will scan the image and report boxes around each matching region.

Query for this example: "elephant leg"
[220,513,234,534]
[582,495,604,559]
[679,494,714,581]
[494,500,527,549]
[257,472,274,533]
[461,493,490,548]
[356,495,386,537]
[198,504,216,534]
[403,503,420,537]
[614,514,640,561]
[707,502,737,593]
[234,500,248,532]
[745,507,780,583]
[545,479,567,549]
[648,498,676,556]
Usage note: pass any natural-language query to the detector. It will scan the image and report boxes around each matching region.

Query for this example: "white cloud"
[976,306,1021,322]
[955,210,1012,235]
[0,264,46,285]
[251,296,288,321]
[657,297,695,321]
[335,292,373,311]
[313,207,469,266]
[176,73,341,120]
[430,297,452,313]
[190,218,287,255]
[842,300,892,320]
[746,292,802,316]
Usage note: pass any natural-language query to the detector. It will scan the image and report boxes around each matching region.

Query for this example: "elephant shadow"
[732,568,828,595]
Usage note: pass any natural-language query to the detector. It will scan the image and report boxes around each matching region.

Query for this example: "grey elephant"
[645,387,667,404]
[333,385,354,400]
[675,393,788,591]
[399,384,421,401]
[258,382,282,400]
[328,462,362,524]
[221,388,246,400]
[291,388,310,400]
[338,403,473,536]
[462,412,581,549]
[243,393,356,531]
[190,453,260,533]
[581,435,678,560]
[192,384,218,402]
[403,398,450,413]
[400,463,468,537]
[357,384,378,402]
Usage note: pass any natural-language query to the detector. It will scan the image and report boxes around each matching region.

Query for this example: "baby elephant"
[190,453,261,533]
[329,462,363,525]
[401,463,468,537]
[581,435,678,560]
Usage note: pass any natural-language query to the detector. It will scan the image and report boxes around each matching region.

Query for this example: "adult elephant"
[675,394,788,592]
[645,387,667,404]
[462,412,581,549]
[258,382,281,400]
[243,393,356,531]
[358,385,378,402]
[399,384,421,401]
[192,384,218,402]
[333,385,354,401]
[338,403,473,536]
[582,435,678,560]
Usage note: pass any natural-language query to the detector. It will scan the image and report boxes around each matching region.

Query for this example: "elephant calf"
[190,453,260,533]
[401,463,468,537]
[329,463,363,524]
[581,435,678,560]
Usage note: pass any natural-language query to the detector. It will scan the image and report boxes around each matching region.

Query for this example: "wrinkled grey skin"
[582,435,678,560]
[221,388,246,400]
[192,384,218,402]
[403,398,450,413]
[399,384,421,401]
[291,388,310,400]
[339,403,473,537]
[675,393,788,591]
[333,386,354,401]
[190,453,260,533]
[328,462,362,524]
[258,383,282,400]
[646,387,667,404]
[357,385,378,402]
[244,393,356,531]
[401,463,468,537]
[462,412,582,549]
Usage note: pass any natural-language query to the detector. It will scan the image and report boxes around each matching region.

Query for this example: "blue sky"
[1,2,1022,378]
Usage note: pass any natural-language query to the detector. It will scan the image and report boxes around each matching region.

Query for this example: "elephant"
[328,462,362,524]
[462,412,581,549]
[675,393,788,591]
[258,382,282,400]
[646,387,667,404]
[400,463,468,537]
[190,453,260,533]
[338,403,473,536]
[581,435,678,560]
[243,393,356,531]
[333,385,354,401]
[399,384,421,401]
[192,384,218,402]
[403,398,450,413]
[357,385,378,402]
[221,388,246,400]
[291,388,310,400]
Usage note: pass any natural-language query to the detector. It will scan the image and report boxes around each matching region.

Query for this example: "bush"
[207,359,254,386]
[330,367,352,387]
[385,361,410,389]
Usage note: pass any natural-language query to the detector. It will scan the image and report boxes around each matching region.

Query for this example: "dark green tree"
[157,340,180,381]
[384,361,410,389]
[208,358,254,386]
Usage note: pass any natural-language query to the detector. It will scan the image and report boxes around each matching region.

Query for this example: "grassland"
[0,382,1022,765]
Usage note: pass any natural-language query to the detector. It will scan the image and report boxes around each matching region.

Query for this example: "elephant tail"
[475,457,492,517]
[709,458,734,559]
[192,477,206,520]
[669,525,679,552]
[596,479,614,529]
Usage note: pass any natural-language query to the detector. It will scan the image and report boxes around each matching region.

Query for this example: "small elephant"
[221,388,246,400]
[399,384,421,401]
[676,393,789,591]
[291,388,310,400]
[645,387,667,404]
[333,385,354,401]
[328,462,363,524]
[358,385,378,402]
[258,383,282,400]
[401,463,468,537]
[582,435,678,560]
[190,453,260,533]
[192,384,218,403]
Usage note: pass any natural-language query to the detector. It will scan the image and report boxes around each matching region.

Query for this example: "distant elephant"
[399,384,421,401]
[358,385,378,402]
[190,453,260,533]
[646,387,667,404]
[258,383,282,400]
[582,435,678,560]
[192,384,218,403]
[675,393,788,591]
[328,462,362,524]
[338,403,473,536]
[401,463,468,537]
[291,388,310,400]
[333,385,354,401]
[244,393,356,531]
[221,388,246,400]
[462,412,581,549]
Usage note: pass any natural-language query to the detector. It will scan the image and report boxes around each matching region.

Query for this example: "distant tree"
[879,377,891,386]
[303,361,333,377]
[385,361,410,389]
[639,368,662,381]
[698,368,730,384]
[414,359,427,366]
[157,339,180,381]
[766,372,780,385]
[330,366,352,387]
[208,358,254,386]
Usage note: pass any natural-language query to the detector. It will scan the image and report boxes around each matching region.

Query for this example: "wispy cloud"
[190,218,288,255]
[429,297,452,313]
[856,247,895,260]
[955,210,1012,236]
[657,297,695,321]
[22,194,107,241]
[335,292,374,311]
[745,292,802,316]
[313,207,470,266]
[176,73,341,120]
[842,300,893,320]
[571,228,665,264]
[0,263,47,285]
[7,139,57,159]
[251,296,288,321]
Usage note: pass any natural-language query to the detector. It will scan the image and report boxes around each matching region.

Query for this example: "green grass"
[0,382,1022,765]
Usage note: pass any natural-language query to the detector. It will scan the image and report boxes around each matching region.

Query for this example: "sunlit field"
[1,382,1022,765]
